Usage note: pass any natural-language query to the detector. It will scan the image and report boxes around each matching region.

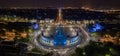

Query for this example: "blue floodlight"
[33,23,39,30]
[53,26,67,45]
[89,23,104,32]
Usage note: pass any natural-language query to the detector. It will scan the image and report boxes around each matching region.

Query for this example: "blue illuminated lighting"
[53,26,67,46]
[96,23,102,29]
[42,36,50,43]
[89,23,104,32]
[33,23,39,29]
[70,36,79,44]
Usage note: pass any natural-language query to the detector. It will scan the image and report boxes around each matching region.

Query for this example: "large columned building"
[38,8,81,48]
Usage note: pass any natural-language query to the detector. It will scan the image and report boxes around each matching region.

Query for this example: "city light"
[0,5,119,56]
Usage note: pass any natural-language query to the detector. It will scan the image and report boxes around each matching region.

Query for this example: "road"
[29,24,91,56]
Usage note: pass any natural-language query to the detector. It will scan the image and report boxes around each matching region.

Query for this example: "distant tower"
[56,8,63,23]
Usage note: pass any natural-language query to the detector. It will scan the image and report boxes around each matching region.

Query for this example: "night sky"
[0,0,120,9]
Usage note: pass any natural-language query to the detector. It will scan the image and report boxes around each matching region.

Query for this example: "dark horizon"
[0,0,120,9]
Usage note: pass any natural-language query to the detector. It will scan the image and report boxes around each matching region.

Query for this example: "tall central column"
[56,8,63,23]
[58,8,62,21]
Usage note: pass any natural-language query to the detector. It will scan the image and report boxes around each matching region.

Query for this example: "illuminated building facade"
[40,25,80,46]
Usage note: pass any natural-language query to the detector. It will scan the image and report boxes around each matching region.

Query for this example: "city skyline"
[0,0,120,9]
